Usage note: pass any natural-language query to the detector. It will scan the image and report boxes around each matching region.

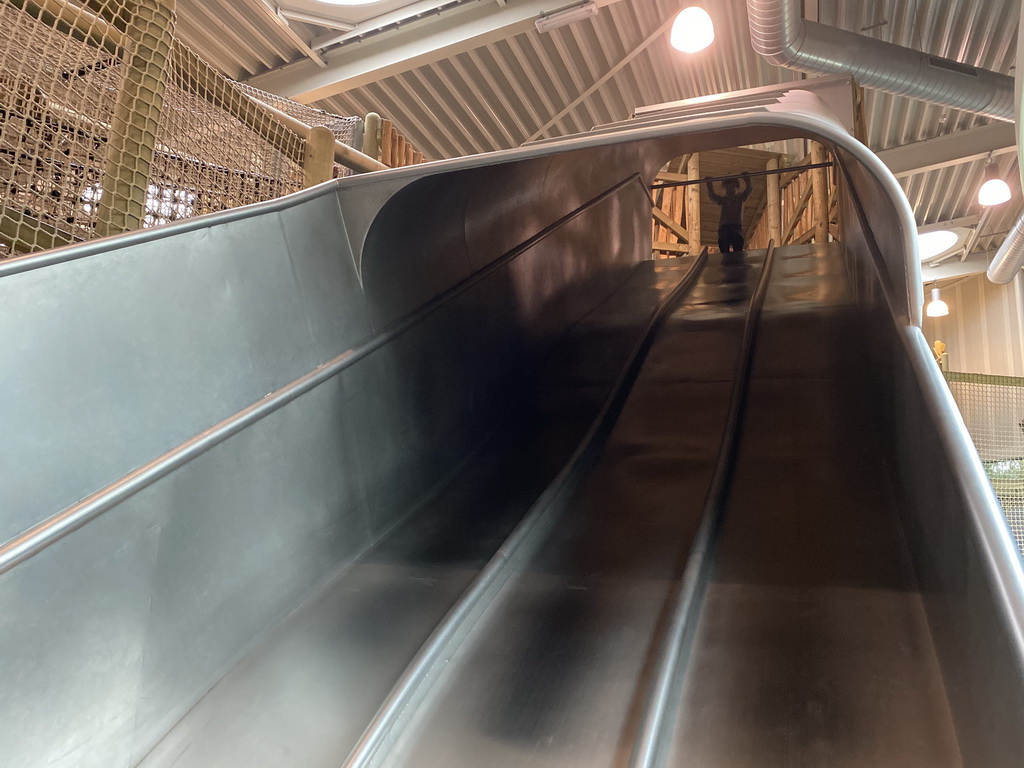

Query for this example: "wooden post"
[303,126,336,188]
[381,120,394,167]
[810,141,829,244]
[396,135,407,168]
[413,151,424,164]
[405,143,414,167]
[95,0,175,237]
[766,157,782,246]
[362,112,382,161]
[686,153,701,255]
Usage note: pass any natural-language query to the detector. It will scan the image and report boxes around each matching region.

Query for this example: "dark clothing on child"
[706,175,753,253]
[717,223,745,254]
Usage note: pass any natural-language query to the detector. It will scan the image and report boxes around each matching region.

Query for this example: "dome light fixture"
[917,229,960,261]
[978,161,1011,206]
[926,287,950,318]
[671,7,715,53]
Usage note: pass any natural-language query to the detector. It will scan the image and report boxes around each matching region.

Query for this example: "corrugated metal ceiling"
[176,0,1022,255]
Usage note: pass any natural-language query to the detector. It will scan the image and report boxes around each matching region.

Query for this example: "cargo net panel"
[233,81,363,161]
[0,2,362,258]
[945,371,1024,553]
[0,1,130,255]
[155,48,306,229]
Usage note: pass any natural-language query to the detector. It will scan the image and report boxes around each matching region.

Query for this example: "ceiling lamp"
[926,288,950,318]
[671,7,715,53]
[978,162,1011,206]
[917,229,960,261]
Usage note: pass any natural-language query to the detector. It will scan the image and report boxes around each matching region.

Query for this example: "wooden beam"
[687,153,700,255]
[362,112,382,161]
[795,227,815,245]
[96,0,176,237]
[745,194,768,242]
[5,0,124,57]
[174,44,305,166]
[652,241,689,254]
[381,119,394,167]
[810,142,829,244]
[652,208,688,244]
[303,125,335,187]
[782,183,814,245]
[766,156,782,245]
[780,153,812,187]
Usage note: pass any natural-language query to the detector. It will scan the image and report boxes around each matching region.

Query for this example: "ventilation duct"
[746,0,1014,121]
[987,215,1024,284]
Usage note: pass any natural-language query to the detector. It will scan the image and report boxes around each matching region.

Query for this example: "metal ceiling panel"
[174,0,1022,256]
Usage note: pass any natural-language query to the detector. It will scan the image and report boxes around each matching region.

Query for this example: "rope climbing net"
[0,0,362,258]
[945,371,1024,554]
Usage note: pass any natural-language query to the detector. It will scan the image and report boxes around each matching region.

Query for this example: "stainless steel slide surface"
[136,256,705,768]
[3,93,1024,768]
[666,243,961,767]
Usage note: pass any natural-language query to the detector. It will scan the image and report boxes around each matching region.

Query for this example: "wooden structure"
[653,144,838,258]
[0,0,387,257]
[361,113,427,169]
[651,146,777,257]
[746,144,837,250]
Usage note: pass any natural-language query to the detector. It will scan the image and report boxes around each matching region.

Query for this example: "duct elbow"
[746,0,805,67]
[988,215,1024,284]
[746,0,1014,121]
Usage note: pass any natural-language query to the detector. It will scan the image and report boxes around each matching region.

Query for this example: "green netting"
[945,370,1024,553]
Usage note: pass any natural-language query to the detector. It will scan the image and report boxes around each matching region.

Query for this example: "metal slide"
[3,89,1024,768]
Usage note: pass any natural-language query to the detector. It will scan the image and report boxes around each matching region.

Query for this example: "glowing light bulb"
[979,178,1011,206]
[671,7,715,53]
[978,162,1011,206]
[926,288,950,317]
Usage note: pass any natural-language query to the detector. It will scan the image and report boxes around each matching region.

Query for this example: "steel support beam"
[920,252,992,282]
[878,123,1016,178]
[247,0,622,102]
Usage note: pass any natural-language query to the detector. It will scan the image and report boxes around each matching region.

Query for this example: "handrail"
[338,248,710,768]
[629,241,777,768]
[245,96,387,174]
[0,174,651,575]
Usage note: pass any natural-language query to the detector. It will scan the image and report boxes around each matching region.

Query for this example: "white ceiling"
[175,0,1022,267]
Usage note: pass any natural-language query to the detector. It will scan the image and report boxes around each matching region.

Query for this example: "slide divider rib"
[339,248,710,768]
[629,241,778,768]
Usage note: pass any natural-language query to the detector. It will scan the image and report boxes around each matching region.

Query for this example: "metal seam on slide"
[0,175,647,575]
[339,249,710,768]
[629,241,778,768]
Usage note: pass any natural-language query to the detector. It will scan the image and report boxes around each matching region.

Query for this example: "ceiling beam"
[246,0,622,102]
[251,0,327,69]
[919,215,981,234]
[878,122,1016,178]
[526,13,675,142]
[920,252,992,282]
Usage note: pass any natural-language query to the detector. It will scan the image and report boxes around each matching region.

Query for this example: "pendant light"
[978,159,1011,206]
[926,288,950,317]
[671,7,715,53]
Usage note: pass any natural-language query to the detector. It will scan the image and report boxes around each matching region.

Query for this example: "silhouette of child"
[705,172,753,253]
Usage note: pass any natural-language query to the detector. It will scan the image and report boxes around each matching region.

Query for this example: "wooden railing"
[746,146,837,251]
[361,112,427,168]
